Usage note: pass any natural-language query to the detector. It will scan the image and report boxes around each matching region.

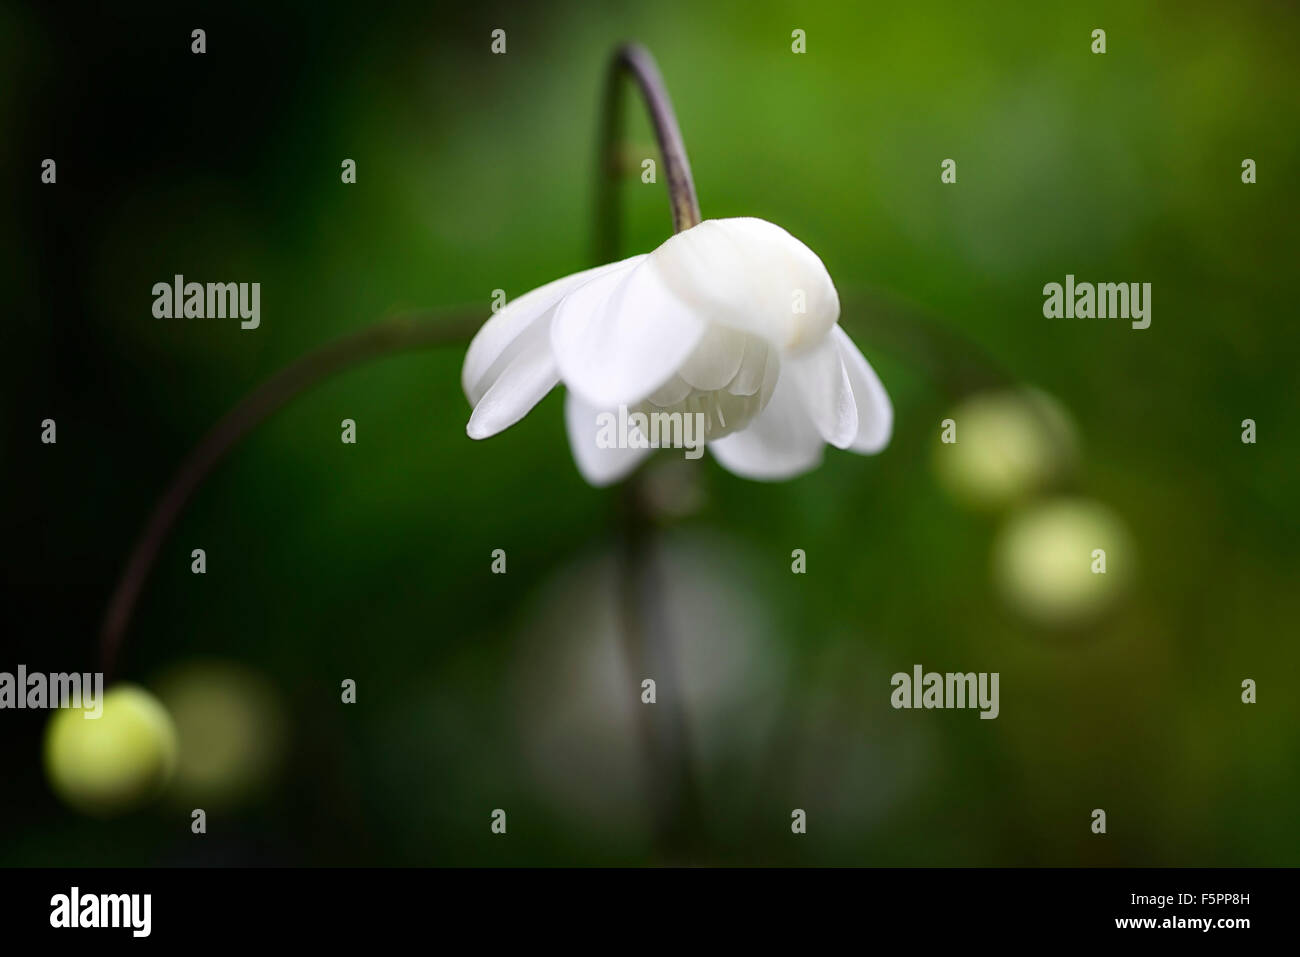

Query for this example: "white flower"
[462,216,892,485]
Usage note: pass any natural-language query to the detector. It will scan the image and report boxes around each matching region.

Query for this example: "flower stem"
[598,43,704,854]
[99,311,479,677]
[595,43,701,263]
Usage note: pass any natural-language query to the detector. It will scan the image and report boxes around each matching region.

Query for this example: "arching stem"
[596,42,701,263]
[99,311,479,677]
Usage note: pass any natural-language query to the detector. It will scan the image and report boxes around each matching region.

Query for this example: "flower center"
[636,331,778,442]
[638,388,768,442]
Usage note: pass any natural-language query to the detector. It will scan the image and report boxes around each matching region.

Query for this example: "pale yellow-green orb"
[993,498,1134,627]
[935,389,1077,509]
[156,660,288,809]
[44,683,178,817]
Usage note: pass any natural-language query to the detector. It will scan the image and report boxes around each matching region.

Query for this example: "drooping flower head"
[463,217,891,484]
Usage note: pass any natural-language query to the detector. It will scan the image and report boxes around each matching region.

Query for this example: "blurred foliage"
[2,0,1298,865]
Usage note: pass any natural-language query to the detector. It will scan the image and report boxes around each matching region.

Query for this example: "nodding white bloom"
[462,217,892,485]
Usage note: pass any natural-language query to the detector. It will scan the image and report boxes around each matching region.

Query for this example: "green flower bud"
[935,389,1077,510]
[44,684,178,817]
[156,659,287,809]
[993,498,1134,626]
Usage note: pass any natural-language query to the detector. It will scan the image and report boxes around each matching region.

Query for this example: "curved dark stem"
[839,286,1018,399]
[596,43,701,262]
[100,311,480,678]
[597,43,704,856]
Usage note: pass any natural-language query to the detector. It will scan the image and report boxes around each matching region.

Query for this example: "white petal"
[833,326,893,453]
[462,256,643,406]
[551,254,707,408]
[564,390,652,487]
[649,218,840,354]
[708,368,825,481]
[727,337,770,396]
[784,333,858,449]
[676,323,747,391]
[646,373,694,407]
[466,339,558,439]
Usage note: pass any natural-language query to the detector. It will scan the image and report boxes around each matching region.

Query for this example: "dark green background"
[2,0,1297,865]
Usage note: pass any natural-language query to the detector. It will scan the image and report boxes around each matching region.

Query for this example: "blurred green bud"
[44,684,178,817]
[993,498,1134,626]
[934,389,1077,509]
[155,659,288,809]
